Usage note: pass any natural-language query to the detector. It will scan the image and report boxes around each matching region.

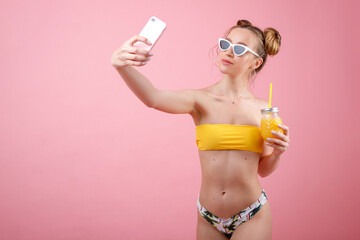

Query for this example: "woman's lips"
[221,59,233,65]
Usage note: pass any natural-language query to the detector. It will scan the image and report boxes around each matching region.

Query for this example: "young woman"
[111,19,290,240]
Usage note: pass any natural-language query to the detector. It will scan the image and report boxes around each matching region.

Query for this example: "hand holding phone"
[111,16,166,69]
[133,16,167,51]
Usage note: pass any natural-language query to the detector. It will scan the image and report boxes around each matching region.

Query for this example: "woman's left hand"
[265,124,290,156]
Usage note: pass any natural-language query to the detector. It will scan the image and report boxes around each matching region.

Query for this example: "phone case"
[133,16,167,51]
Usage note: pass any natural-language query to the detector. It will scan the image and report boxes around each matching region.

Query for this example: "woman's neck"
[215,74,253,99]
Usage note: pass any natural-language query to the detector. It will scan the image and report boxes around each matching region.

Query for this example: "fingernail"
[142,62,147,65]
[271,130,275,133]
[149,52,153,56]
[146,57,150,61]
[278,124,281,127]
[267,138,271,141]
[147,40,152,45]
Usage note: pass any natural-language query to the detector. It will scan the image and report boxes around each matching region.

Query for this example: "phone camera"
[151,18,155,22]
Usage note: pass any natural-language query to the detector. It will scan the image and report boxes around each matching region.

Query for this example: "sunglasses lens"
[219,40,230,50]
[234,45,246,55]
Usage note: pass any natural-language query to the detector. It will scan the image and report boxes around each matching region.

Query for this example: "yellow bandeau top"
[195,124,264,153]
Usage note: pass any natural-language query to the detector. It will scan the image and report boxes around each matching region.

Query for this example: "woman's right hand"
[111,34,153,69]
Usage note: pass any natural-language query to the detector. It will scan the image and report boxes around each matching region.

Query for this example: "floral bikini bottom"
[197,189,268,239]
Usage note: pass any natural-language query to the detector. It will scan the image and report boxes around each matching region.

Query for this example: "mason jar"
[260,107,284,143]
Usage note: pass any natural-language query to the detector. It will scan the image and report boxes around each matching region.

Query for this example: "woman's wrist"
[272,149,283,158]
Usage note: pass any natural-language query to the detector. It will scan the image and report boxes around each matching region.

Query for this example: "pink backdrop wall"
[1,0,359,239]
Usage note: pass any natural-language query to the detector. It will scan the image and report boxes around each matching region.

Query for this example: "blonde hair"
[209,19,281,86]
[225,19,281,72]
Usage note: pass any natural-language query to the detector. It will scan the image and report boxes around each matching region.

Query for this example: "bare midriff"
[198,149,264,219]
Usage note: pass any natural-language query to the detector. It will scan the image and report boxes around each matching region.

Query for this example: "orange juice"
[260,107,284,143]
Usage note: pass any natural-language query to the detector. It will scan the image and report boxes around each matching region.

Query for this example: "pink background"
[1,0,359,239]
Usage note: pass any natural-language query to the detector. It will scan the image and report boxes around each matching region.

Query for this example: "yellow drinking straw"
[269,83,272,108]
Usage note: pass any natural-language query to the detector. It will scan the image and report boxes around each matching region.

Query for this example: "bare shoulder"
[177,88,204,96]
[179,86,212,99]
[180,87,213,124]
[256,97,270,109]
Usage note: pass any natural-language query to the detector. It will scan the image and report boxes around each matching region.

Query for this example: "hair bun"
[263,27,281,56]
[237,19,253,27]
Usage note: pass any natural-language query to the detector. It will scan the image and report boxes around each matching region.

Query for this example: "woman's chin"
[218,66,233,74]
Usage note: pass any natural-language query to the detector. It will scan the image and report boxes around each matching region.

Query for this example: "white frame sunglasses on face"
[218,38,260,57]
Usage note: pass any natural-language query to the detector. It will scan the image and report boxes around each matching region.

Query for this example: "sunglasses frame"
[218,38,260,57]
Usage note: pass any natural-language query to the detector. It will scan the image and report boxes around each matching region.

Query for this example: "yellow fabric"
[195,124,264,153]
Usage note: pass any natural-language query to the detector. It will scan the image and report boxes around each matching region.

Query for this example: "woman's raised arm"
[111,35,196,115]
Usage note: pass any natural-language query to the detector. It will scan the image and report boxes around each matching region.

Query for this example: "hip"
[198,182,264,219]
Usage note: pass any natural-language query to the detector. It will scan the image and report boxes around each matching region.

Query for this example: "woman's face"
[217,28,261,77]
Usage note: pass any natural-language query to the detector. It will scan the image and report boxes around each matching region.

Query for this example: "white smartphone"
[133,16,167,51]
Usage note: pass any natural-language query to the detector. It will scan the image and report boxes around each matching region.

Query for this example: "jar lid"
[261,107,279,114]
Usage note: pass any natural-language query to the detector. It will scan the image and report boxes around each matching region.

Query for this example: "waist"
[198,150,260,189]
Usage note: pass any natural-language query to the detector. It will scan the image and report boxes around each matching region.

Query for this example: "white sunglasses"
[218,38,259,57]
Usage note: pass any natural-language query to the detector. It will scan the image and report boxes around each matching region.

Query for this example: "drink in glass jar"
[260,107,284,143]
